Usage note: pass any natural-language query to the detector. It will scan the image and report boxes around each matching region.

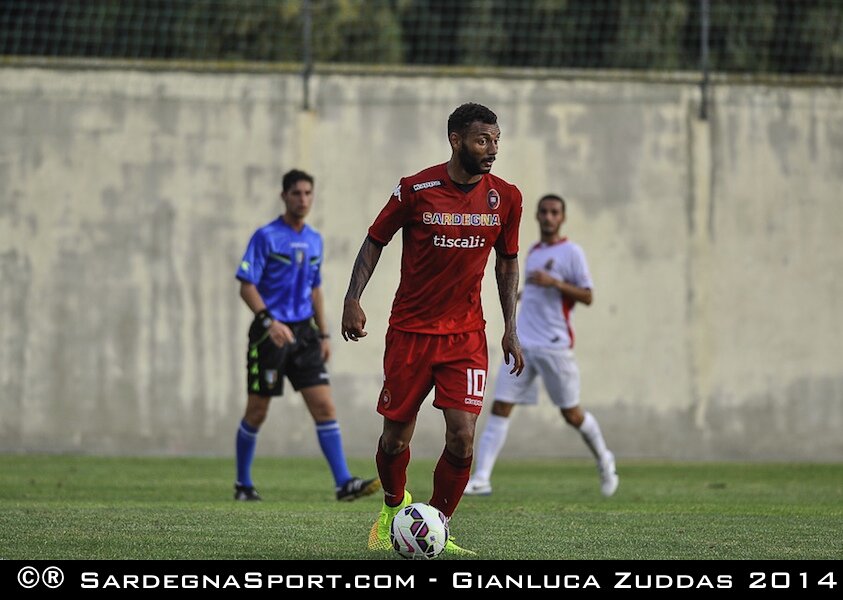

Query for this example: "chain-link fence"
[1,0,842,75]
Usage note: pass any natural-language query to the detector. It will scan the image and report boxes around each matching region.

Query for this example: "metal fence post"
[302,0,313,111]
[699,0,710,120]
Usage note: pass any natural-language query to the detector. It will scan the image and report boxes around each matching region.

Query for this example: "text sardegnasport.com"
[80,573,413,590]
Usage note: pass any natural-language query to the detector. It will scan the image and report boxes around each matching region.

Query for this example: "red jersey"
[368,163,522,334]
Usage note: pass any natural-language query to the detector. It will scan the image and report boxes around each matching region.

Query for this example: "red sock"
[430,447,472,517]
[376,443,410,507]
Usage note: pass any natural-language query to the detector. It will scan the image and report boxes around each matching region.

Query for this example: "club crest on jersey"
[487,189,500,210]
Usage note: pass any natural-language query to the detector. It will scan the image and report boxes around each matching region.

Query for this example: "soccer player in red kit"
[341,103,524,555]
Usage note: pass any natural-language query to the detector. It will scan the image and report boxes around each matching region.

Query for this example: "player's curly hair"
[282,169,314,193]
[447,103,498,137]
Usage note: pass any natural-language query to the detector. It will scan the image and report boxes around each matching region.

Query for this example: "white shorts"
[492,346,580,409]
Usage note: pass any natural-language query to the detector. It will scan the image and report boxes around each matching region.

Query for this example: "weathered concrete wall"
[1,67,841,460]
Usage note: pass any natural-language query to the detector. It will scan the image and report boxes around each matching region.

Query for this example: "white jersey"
[518,238,592,349]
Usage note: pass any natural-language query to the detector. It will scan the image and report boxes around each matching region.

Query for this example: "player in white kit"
[464,194,619,497]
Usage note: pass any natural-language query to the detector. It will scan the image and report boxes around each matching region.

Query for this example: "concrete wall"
[1,66,841,460]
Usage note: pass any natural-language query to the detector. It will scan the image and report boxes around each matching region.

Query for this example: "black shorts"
[246,317,329,397]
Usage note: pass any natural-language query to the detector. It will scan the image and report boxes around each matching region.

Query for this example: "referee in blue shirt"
[234,169,379,502]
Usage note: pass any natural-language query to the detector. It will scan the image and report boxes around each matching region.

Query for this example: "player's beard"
[458,144,489,176]
[540,221,560,236]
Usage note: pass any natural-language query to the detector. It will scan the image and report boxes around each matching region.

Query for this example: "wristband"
[256,309,273,330]
[319,333,331,340]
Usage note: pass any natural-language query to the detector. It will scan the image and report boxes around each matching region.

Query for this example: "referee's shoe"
[234,484,262,501]
[336,476,381,502]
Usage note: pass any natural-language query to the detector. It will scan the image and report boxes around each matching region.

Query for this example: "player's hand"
[502,330,524,376]
[341,298,368,342]
[269,321,296,347]
[526,270,559,288]
[320,338,331,362]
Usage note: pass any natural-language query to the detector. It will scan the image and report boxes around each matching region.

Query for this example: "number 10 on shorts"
[466,368,487,398]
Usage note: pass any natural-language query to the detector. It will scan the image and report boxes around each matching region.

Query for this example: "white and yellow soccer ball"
[390,502,449,559]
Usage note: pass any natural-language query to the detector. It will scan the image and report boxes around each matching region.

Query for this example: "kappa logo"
[487,189,500,210]
[412,180,443,192]
[392,183,402,202]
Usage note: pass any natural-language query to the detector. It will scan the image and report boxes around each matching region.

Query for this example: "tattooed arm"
[341,237,384,341]
[496,254,524,375]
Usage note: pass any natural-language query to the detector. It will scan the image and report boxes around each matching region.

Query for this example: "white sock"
[472,414,511,483]
[577,411,610,463]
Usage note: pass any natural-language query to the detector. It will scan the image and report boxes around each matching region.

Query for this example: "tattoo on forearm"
[346,239,382,301]
[496,265,519,330]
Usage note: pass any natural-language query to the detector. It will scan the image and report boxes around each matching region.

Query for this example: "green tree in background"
[0,0,840,74]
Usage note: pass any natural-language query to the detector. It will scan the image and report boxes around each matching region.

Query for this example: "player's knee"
[310,405,336,422]
[561,407,583,427]
[379,434,409,455]
[491,401,514,417]
[245,393,271,424]
[244,409,268,428]
[445,427,474,456]
[315,411,336,422]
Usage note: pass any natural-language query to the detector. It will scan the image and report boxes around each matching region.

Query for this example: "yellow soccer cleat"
[367,490,412,550]
[443,532,477,557]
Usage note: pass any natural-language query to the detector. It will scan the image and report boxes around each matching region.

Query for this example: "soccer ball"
[390,502,449,559]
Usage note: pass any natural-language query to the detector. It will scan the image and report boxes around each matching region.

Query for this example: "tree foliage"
[1,0,840,74]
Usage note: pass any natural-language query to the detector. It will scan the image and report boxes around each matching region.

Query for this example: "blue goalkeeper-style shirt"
[236,218,323,323]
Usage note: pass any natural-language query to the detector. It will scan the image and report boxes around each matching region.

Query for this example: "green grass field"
[1,455,840,560]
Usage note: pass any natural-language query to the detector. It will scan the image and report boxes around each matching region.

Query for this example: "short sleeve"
[368,180,413,245]
[236,229,267,284]
[310,234,323,289]
[495,186,523,258]
[572,245,594,289]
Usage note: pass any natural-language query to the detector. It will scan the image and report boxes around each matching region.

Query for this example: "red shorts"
[377,327,489,422]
